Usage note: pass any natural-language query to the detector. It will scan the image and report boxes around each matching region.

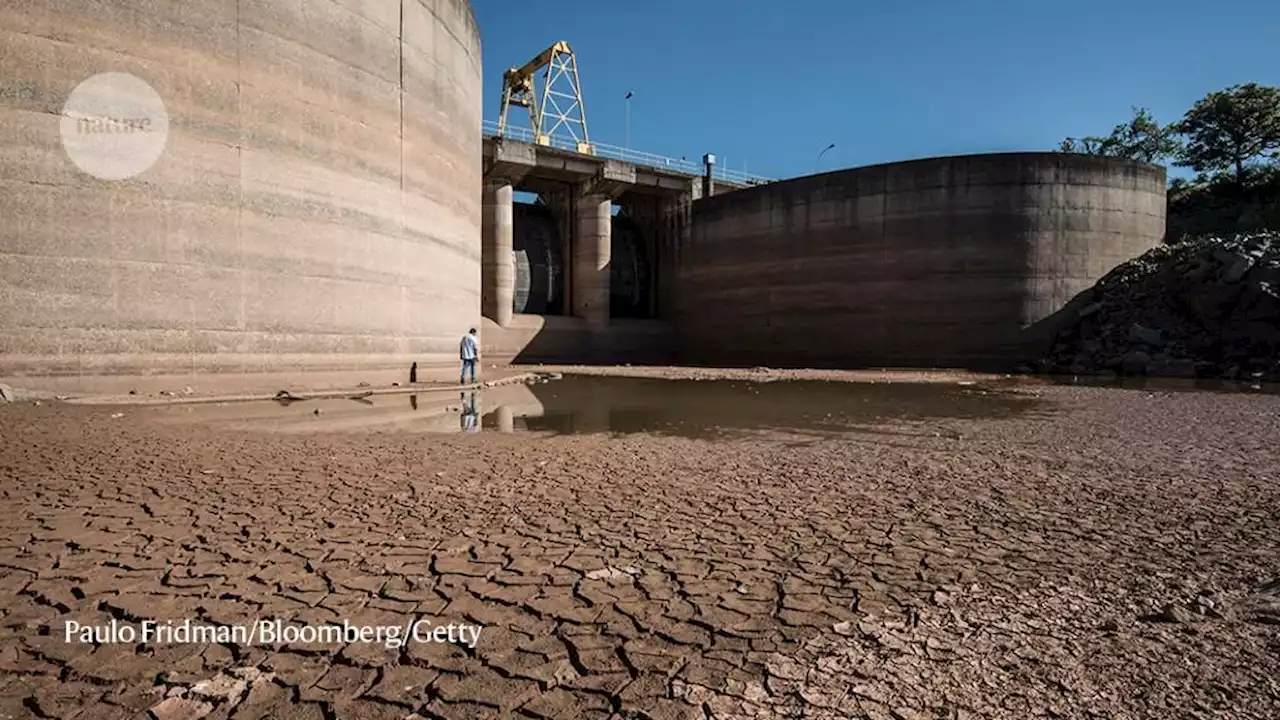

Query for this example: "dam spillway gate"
[512,201,655,319]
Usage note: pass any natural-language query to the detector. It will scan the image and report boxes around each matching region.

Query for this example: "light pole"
[624,91,633,150]
[814,143,835,173]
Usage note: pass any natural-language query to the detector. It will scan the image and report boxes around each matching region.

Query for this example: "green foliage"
[1058,107,1181,163]
[1167,165,1280,242]
[1172,83,1280,183]
[1058,84,1280,241]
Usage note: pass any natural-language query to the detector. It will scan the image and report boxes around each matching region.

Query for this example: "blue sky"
[470,0,1280,180]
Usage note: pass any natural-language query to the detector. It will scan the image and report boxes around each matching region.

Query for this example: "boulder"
[1032,232,1279,382]
[1129,324,1165,347]
[1121,350,1151,375]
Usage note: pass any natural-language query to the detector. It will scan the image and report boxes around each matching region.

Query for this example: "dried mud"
[1,378,1278,719]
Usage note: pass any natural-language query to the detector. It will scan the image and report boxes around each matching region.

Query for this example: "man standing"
[459,328,479,386]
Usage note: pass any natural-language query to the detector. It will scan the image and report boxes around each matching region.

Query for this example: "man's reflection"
[460,391,480,433]
[409,394,418,411]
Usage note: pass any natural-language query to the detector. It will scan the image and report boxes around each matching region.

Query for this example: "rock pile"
[1034,231,1280,380]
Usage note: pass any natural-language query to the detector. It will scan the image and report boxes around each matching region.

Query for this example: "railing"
[481,120,773,186]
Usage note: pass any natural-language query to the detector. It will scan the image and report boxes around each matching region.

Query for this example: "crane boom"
[497,41,593,155]
[508,42,568,87]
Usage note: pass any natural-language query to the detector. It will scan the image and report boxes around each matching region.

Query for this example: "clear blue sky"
[471,0,1280,180]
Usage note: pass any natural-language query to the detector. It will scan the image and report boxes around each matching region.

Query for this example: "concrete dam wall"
[676,153,1166,369]
[0,0,482,379]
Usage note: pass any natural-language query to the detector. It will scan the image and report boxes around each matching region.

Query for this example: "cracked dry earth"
[1,383,1279,720]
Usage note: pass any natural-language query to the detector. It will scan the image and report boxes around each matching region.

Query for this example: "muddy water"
[147,375,1047,438]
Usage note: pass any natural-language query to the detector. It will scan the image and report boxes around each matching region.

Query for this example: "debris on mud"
[1251,578,1280,625]
[1033,231,1280,381]
[584,565,641,581]
[525,371,564,385]
[1152,602,1198,624]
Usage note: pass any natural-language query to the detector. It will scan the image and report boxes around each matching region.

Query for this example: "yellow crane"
[497,41,593,155]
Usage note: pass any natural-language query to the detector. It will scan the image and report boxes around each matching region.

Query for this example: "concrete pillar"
[573,192,612,329]
[482,180,514,327]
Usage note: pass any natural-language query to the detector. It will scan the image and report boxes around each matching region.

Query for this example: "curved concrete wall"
[0,0,481,378]
[677,153,1166,369]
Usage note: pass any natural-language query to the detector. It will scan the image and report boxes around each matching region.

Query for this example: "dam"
[481,144,1165,368]
[0,1,1166,382]
[676,153,1167,368]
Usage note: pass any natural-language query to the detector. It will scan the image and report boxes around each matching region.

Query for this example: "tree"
[1174,83,1280,185]
[1057,136,1111,155]
[1166,166,1280,242]
[1058,107,1181,163]
[1055,86,1280,240]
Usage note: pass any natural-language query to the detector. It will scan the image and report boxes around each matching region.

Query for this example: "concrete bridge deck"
[481,120,772,188]
[483,137,710,197]
[480,133,738,364]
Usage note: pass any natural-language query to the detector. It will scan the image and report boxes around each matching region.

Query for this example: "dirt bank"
[1,366,534,406]
[519,364,1003,385]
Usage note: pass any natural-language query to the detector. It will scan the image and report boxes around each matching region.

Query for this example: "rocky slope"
[1034,232,1279,381]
